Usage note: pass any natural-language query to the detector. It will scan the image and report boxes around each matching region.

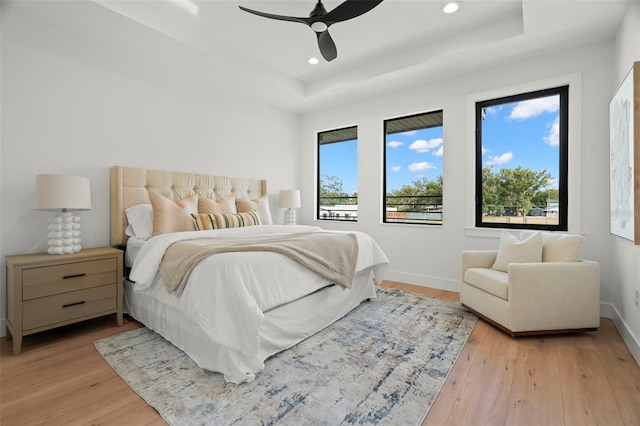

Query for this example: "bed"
[110,166,389,383]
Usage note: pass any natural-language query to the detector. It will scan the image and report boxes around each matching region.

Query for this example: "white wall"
[609,0,640,365]
[300,40,632,340]
[0,5,300,335]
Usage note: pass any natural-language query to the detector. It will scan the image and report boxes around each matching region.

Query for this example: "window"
[383,110,444,225]
[475,85,568,230]
[317,126,358,221]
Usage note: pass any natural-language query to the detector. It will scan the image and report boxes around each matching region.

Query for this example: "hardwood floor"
[1,281,639,425]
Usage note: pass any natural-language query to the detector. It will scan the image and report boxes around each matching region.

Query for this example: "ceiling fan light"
[310,21,328,32]
[443,1,461,14]
[308,57,320,65]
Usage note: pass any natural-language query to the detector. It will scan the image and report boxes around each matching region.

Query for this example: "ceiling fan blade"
[321,0,383,26]
[238,6,307,25]
[317,30,337,62]
[239,1,383,63]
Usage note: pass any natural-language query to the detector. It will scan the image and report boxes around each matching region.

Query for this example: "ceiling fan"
[238,0,384,62]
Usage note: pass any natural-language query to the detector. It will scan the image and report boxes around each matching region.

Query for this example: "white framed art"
[609,60,640,244]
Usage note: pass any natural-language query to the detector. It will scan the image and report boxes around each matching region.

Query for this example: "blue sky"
[320,140,359,194]
[385,126,443,192]
[481,95,560,190]
[320,95,559,195]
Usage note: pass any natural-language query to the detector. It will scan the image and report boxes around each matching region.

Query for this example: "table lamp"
[35,174,92,254]
[278,189,301,225]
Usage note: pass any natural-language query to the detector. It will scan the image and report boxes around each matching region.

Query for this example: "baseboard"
[600,302,640,367]
[383,270,460,293]
[599,302,615,320]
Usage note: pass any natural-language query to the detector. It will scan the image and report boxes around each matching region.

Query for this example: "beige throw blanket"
[160,232,359,296]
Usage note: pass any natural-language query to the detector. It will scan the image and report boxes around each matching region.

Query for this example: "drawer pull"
[63,273,86,280]
[62,301,86,308]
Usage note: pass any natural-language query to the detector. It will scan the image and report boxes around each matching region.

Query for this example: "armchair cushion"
[491,231,542,272]
[464,268,508,300]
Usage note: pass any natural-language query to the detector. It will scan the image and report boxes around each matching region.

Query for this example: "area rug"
[94,287,477,425]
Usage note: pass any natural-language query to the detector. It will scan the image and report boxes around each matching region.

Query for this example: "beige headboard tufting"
[110,165,267,246]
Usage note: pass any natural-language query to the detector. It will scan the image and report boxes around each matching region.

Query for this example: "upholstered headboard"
[110,166,267,246]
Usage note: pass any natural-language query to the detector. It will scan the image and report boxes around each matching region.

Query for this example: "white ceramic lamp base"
[284,208,297,225]
[47,211,82,255]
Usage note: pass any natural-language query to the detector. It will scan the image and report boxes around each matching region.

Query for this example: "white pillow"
[520,231,584,262]
[491,231,543,272]
[125,204,153,240]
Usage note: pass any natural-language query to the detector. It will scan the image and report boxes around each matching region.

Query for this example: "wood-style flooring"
[1,280,639,425]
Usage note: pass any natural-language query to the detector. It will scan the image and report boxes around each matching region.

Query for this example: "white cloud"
[391,165,401,172]
[409,138,443,153]
[485,151,513,166]
[434,145,443,157]
[509,97,559,120]
[400,130,417,136]
[485,107,497,116]
[482,105,505,120]
[408,161,436,172]
[544,116,560,146]
[387,140,403,148]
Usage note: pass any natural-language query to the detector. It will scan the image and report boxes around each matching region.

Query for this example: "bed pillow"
[149,192,198,236]
[124,204,153,240]
[520,231,585,262]
[192,212,261,230]
[198,195,237,215]
[236,195,273,225]
[490,231,543,272]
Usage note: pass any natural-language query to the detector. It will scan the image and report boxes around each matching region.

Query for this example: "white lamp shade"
[35,174,92,211]
[279,189,301,209]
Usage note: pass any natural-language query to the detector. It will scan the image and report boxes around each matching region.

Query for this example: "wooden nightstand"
[5,247,123,355]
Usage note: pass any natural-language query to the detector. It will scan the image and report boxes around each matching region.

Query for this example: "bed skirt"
[124,270,377,383]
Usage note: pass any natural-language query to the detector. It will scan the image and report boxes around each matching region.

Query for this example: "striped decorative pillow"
[192,211,261,230]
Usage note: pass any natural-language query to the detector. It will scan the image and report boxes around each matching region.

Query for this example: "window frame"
[474,85,569,231]
[382,110,444,226]
[316,125,359,222]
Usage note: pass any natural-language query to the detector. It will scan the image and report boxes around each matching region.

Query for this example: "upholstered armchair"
[460,231,600,336]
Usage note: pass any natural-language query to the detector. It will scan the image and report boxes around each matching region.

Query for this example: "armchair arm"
[507,260,600,331]
[462,250,498,271]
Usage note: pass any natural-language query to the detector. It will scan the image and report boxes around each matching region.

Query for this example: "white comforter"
[128,225,389,380]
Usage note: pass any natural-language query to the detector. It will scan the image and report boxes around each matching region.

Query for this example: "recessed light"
[443,1,461,14]
[308,57,320,65]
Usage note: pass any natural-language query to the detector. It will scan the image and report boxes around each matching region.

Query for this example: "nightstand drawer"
[23,258,117,300]
[23,284,117,331]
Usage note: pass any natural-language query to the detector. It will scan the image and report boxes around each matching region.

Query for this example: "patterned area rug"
[94,287,477,425]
